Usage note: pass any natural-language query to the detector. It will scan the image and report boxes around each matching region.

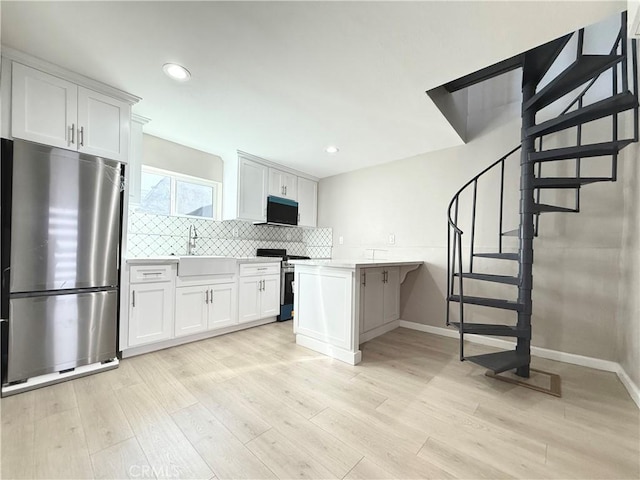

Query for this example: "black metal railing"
[446,145,521,359]
[446,12,638,359]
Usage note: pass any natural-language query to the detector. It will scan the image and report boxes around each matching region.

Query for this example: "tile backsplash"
[126,210,332,258]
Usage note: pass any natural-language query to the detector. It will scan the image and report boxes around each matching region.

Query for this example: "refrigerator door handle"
[2,267,9,290]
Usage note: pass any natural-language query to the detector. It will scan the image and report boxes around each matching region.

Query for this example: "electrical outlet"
[388,234,396,245]
[232,227,239,237]
[339,236,344,245]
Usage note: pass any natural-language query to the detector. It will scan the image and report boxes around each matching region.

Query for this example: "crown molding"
[237,150,320,182]
[1,45,141,105]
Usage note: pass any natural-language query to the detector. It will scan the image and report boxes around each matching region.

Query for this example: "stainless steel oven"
[256,249,309,321]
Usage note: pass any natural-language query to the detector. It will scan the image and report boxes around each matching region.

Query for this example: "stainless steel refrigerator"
[1,139,122,386]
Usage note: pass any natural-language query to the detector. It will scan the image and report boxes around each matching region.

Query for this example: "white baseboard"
[398,320,640,409]
[615,364,640,409]
[360,320,400,344]
[121,317,277,358]
[295,334,362,365]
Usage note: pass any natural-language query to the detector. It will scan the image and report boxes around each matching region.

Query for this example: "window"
[139,166,221,219]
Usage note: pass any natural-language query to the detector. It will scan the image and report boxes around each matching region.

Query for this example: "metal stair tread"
[450,322,530,337]
[524,54,623,112]
[448,295,524,312]
[464,350,531,374]
[523,33,574,86]
[453,272,520,285]
[501,228,519,237]
[528,140,634,162]
[533,203,577,213]
[473,252,519,261]
[533,176,613,188]
[526,91,638,138]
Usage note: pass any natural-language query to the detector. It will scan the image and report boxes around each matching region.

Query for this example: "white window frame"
[139,165,222,220]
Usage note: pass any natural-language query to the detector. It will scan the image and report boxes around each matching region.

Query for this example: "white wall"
[616,115,640,387]
[143,134,223,182]
[318,61,636,361]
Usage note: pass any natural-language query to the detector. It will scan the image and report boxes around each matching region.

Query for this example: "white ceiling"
[0,1,624,178]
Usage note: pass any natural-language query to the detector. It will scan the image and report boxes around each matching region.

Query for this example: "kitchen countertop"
[289,259,423,268]
[126,256,282,265]
[126,256,179,265]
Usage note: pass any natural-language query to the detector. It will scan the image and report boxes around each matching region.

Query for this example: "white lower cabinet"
[361,267,400,334]
[209,283,237,329]
[175,285,209,337]
[238,274,279,323]
[238,263,280,324]
[124,261,279,356]
[128,281,174,347]
[175,282,237,337]
[238,276,262,323]
[261,275,280,318]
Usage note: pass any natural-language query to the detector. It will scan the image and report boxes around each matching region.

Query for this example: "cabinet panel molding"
[128,282,174,347]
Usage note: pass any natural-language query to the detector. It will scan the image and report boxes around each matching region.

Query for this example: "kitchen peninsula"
[290,259,423,364]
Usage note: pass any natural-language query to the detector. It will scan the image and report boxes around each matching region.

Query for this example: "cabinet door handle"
[79,126,84,146]
[69,123,75,145]
[132,290,136,307]
[362,272,366,287]
[285,185,287,195]
[205,289,209,304]
[210,289,214,302]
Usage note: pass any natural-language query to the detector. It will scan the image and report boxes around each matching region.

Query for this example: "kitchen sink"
[178,256,238,277]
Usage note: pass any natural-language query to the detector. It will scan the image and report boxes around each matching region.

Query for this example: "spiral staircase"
[445,12,639,386]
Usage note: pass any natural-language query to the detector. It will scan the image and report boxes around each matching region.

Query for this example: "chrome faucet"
[187,225,198,255]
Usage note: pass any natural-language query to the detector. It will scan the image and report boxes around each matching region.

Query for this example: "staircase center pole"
[517,80,536,378]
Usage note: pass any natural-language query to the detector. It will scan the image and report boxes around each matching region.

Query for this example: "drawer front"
[239,263,280,277]
[130,264,173,284]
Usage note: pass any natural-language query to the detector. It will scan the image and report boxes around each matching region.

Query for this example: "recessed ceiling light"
[163,63,191,81]
[325,146,339,154]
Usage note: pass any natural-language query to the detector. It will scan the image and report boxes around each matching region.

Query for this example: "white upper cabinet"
[11,62,78,150]
[237,156,268,222]
[9,61,134,162]
[222,151,318,223]
[269,168,297,200]
[297,177,318,227]
[77,87,130,161]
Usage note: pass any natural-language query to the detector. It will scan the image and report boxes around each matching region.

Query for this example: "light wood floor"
[1,323,638,479]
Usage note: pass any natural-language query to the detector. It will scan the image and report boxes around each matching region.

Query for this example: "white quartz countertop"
[126,256,282,265]
[289,259,424,268]
[126,257,179,265]
[237,257,282,264]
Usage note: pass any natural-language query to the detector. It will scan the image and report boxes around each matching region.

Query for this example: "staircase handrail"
[447,144,521,235]
[447,20,634,238]
[560,29,625,116]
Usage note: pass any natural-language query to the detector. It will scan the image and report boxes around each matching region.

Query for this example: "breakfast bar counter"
[289,259,423,364]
